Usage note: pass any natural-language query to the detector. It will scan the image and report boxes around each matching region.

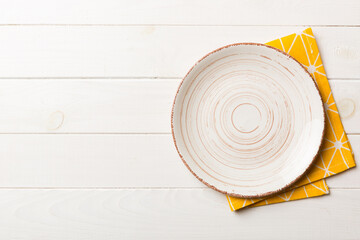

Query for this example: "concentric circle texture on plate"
[171,43,325,198]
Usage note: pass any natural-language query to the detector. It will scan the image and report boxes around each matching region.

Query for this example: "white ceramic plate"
[171,43,325,198]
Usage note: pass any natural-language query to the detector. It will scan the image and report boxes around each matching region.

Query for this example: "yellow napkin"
[227,28,356,211]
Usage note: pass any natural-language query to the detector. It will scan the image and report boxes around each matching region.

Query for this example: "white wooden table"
[0,1,359,239]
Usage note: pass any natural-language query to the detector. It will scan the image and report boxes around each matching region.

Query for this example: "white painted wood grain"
[330,80,360,134]
[0,133,201,187]
[0,79,178,133]
[0,0,359,26]
[0,27,358,78]
[0,0,356,239]
[0,79,356,134]
[0,188,358,239]
[0,134,357,188]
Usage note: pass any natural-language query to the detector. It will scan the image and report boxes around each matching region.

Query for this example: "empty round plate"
[171,43,325,198]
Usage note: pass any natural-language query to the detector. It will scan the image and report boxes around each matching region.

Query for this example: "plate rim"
[171,42,325,198]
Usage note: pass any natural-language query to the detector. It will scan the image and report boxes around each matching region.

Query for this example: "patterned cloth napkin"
[227,28,356,211]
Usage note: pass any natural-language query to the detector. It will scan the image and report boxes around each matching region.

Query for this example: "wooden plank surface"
[0,0,359,26]
[330,80,360,134]
[0,134,357,188]
[0,79,178,133]
[0,189,358,239]
[0,1,358,239]
[0,79,356,134]
[0,27,358,78]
